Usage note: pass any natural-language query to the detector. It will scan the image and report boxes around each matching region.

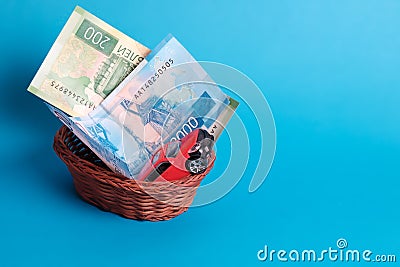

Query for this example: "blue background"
[1,0,399,266]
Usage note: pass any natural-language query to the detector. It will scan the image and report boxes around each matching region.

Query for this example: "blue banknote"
[49,35,238,178]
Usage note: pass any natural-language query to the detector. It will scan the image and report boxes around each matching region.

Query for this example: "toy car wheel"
[185,158,208,174]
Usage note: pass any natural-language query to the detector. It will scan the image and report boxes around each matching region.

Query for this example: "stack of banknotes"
[28,6,238,179]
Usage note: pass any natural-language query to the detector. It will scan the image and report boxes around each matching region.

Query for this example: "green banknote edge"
[74,6,85,15]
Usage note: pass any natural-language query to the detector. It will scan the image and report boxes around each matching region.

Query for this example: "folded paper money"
[28,6,150,116]
[47,35,238,178]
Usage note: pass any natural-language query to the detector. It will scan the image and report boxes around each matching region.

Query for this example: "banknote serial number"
[135,58,174,97]
[147,58,174,86]
[50,81,96,110]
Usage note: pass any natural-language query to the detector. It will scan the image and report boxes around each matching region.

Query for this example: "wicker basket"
[53,125,214,221]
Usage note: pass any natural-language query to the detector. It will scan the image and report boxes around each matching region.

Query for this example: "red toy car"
[137,129,215,182]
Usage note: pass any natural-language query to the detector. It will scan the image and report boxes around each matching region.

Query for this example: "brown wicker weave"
[53,125,214,221]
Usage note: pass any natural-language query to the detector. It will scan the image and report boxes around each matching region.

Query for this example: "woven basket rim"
[53,125,214,188]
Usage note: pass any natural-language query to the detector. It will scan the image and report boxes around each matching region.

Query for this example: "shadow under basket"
[53,125,214,221]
